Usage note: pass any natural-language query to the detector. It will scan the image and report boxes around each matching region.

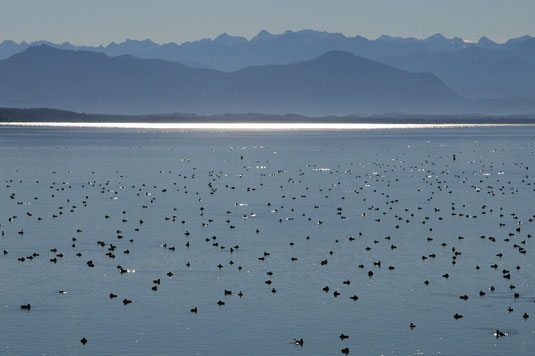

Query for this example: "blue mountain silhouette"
[0,45,467,115]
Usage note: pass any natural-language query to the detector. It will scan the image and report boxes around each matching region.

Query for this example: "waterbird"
[495,330,507,338]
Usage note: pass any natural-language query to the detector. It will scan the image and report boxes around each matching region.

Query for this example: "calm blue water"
[0,126,534,355]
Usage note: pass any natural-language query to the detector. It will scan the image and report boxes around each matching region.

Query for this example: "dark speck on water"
[0,126,534,355]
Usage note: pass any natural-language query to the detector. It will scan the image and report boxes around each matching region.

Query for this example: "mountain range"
[377,39,535,100]
[2,30,535,107]
[0,45,467,115]
[0,30,518,71]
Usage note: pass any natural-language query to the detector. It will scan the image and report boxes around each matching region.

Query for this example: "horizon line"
[2,29,530,48]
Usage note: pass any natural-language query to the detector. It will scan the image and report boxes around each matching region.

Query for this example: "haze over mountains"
[378,39,535,100]
[1,30,525,71]
[1,30,477,68]
[1,30,535,115]
[0,45,466,115]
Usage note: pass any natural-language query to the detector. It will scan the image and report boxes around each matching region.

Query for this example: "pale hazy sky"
[1,0,534,45]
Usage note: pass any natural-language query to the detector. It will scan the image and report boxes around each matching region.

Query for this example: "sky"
[1,0,534,45]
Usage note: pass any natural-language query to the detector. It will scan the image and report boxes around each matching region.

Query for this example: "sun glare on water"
[0,122,529,130]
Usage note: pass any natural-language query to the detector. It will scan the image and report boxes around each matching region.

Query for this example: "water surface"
[0,126,534,355]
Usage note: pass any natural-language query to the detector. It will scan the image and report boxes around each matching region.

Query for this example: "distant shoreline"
[2,108,535,126]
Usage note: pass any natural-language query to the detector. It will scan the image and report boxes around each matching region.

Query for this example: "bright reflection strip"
[0,122,532,130]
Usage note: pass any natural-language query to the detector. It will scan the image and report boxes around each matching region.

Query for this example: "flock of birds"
[1,134,535,354]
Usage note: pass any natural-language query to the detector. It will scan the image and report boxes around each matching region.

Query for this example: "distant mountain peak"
[477,36,498,47]
[15,44,114,63]
[376,34,420,43]
[505,35,534,46]
[19,44,101,57]
[0,39,18,46]
[214,33,247,45]
[293,29,346,41]
[426,33,447,41]
[112,38,158,46]
[252,29,276,41]
[119,39,158,47]
[28,43,59,51]
[377,35,396,41]
[8,44,60,60]
[103,39,160,56]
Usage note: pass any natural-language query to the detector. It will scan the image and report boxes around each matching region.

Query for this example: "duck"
[495,330,506,338]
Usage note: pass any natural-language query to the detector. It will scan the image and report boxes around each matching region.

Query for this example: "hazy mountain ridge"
[2,30,531,70]
[3,30,535,104]
[377,41,535,100]
[0,45,467,115]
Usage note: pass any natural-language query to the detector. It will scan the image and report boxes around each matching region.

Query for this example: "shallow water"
[0,126,534,355]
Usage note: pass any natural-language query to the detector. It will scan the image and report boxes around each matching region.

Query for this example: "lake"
[0,125,534,355]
